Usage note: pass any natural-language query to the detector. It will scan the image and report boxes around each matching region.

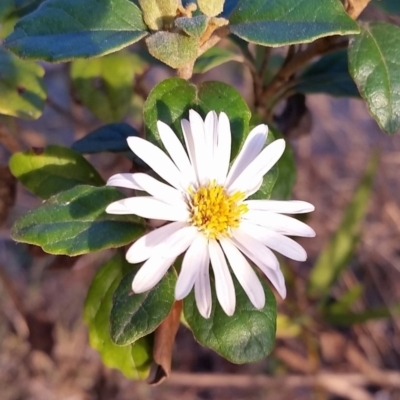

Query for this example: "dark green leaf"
[71,51,143,123]
[11,185,145,255]
[0,47,46,120]
[84,252,152,379]
[72,123,139,154]
[110,267,176,345]
[184,275,277,364]
[295,49,359,97]
[0,0,14,20]
[145,32,199,68]
[175,15,209,38]
[308,153,378,299]
[372,0,400,15]
[348,22,400,134]
[270,127,296,200]
[9,145,104,199]
[143,77,251,159]
[4,0,148,62]
[194,46,240,74]
[229,0,359,46]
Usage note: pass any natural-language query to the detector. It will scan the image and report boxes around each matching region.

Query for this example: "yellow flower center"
[189,181,248,240]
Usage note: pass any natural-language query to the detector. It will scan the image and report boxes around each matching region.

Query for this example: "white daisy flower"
[106,110,315,318]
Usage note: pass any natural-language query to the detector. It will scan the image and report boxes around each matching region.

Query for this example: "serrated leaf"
[145,31,199,68]
[9,145,104,199]
[110,268,176,345]
[143,77,251,159]
[295,49,359,97]
[4,0,148,62]
[71,51,142,123]
[184,275,277,364]
[175,15,209,38]
[308,153,378,299]
[84,252,152,379]
[11,185,145,255]
[72,123,139,154]
[198,0,224,17]
[229,0,359,46]
[194,46,240,73]
[0,47,46,120]
[348,22,400,134]
[139,0,179,30]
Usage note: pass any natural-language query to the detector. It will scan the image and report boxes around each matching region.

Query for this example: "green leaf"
[84,252,152,379]
[4,0,148,62]
[139,0,179,30]
[198,0,224,17]
[175,15,209,38]
[110,267,176,345]
[71,51,141,123]
[270,127,296,200]
[194,46,240,74]
[145,31,199,68]
[295,49,359,97]
[0,47,46,120]
[0,0,14,20]
[323,303,400,326]
[143,77,251,159]
[184,275,277,364]
[11,185,145,255]
[308,153,379,299]
[72,123,139,154]
[372,0,400,15]
[229,0,359,46]
[348,22,400,134]
[9,145,104,199]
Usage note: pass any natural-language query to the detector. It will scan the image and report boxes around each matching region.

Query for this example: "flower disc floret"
[189,181,248,240]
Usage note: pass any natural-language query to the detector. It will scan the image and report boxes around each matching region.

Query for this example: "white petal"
[245,200,315,214]
[106,196,189,221]
[244,178,263,197]
[228,139,285,193]
[132,256,175,293]
[156,225,198,258]
[129,173,186,207]
[194,251,212,318]
[126,221,187,264]
[106,173,143,190]
[189,110,208,184]
[181,118,198,184]
[127,136,187,190]
[219,238,265,309]
[240,221,307,261]
[175,234,208,300]
[244,210,316,237]
[157,121,196,184]
[232,228,279,270]
[131,226,198,292]
[226,124,268,187]
[204,111,218,179]
[208,239,235,316]
[230,234,286,299]
[215,112,231,184]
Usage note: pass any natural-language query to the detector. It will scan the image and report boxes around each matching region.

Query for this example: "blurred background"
[1,3,400,400]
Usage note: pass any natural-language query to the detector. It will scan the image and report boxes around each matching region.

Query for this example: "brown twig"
[262,0,371,111]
